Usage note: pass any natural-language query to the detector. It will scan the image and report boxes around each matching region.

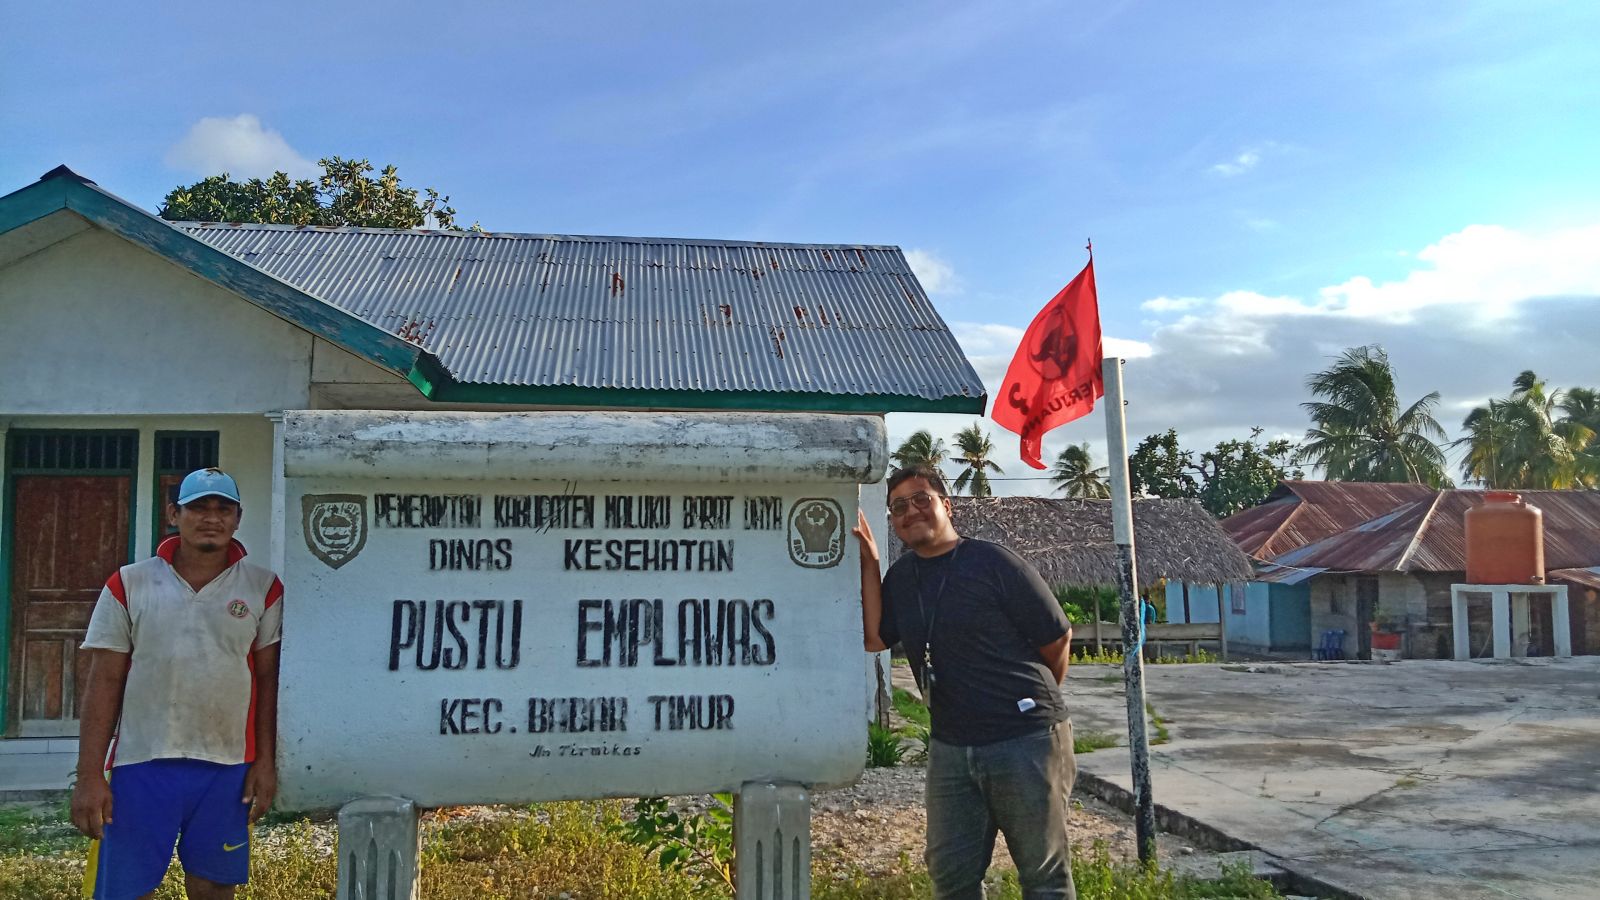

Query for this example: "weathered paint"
[278,410,881,808]
[282,410,888,485]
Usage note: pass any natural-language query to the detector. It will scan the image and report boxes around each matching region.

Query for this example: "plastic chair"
[1315,629,1346,661]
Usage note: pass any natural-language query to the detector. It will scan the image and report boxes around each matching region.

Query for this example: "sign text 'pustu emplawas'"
[276,411,884,808]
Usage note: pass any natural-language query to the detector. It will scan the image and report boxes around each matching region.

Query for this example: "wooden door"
[8,475,131,736]
[1355,577,1378,660]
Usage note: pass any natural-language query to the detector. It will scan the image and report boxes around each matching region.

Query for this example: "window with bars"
[154,432,221,542]
[9,432,138,472]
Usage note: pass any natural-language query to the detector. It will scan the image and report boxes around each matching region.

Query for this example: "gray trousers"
[925,720,1077,900]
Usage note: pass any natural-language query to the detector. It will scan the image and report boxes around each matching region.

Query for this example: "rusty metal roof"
[1240,484,1600,574]
[1222,480,1436,559]
[173,222,986,412]
[1550,567,1600,591]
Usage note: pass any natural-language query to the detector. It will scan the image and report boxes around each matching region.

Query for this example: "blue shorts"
[86,759,252,900]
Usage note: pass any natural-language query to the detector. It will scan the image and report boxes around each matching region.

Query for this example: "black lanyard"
[912,539,961,661]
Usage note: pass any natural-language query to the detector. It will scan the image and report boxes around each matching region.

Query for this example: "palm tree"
[1297,345,1450,486]
[890,429,948,470]
[1559,387,1600,487]
[1457,372,1593,488]
[1050,443,1110,499]
[951,423,1003,497]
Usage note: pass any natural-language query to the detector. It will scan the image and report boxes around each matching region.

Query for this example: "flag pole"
[1102,355,1157,862]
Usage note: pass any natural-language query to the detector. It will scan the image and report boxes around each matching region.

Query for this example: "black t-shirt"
[879,538,1070,746]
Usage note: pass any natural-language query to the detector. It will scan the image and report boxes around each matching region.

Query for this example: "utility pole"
[1102,356,1157,862]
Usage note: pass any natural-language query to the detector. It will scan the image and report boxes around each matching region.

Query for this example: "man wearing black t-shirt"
[856,464,1076,900]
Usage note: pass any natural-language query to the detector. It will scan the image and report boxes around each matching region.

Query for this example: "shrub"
[867,722,906,768]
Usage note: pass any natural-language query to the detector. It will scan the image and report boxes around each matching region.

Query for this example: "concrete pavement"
[1067,657,1600,899]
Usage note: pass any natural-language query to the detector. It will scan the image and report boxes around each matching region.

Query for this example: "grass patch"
[819,843,1283,899]
[1073,730,1120,754]
[0,804,81,856]
[891,686,931,727]
[867,722,907,768]
[1071,648,1218,666]
[0,804,1284,899]
[1145,703,1171,745]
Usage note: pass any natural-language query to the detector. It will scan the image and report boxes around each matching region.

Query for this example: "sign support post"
[337,796,420,900]
[734,781,812,899]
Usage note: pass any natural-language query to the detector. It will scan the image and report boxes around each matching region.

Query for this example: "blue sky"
[5,1,1598,493]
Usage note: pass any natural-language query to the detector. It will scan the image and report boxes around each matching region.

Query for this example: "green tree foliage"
[1050,443,1111,499]
[1127,429,1199,500]
[1297,344,1450,486]
[1455,372,1598,489]
[951,423,1003,497]
[160,157,464,229]
[1128,428,1301,517]
[890,429,948,470]
[1195,428,1303,518]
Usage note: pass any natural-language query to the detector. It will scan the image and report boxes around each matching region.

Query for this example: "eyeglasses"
[889,491,939,517]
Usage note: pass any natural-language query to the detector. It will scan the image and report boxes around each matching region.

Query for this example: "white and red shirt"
[82,536,283,768]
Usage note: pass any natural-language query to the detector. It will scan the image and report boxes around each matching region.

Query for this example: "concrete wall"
[1309,576,1359,654]
[275,411,885,807]
[0,228,319,416]
[0,223,415,566]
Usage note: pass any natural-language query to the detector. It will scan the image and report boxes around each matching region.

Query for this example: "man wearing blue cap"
[72,468,283,900]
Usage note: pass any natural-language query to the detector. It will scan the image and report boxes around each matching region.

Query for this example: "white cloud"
[889,221,1600,497]
[1103,337,1155,360]
[1209,141,1288,178]
[1141,296,1201,313]
[165,115,317,180]
[1210,148,1262,177]
[904,248,959,294]
[1122,221,1600,474]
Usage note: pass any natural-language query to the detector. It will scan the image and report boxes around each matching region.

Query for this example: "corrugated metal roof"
[1241,484,1600,575]
[1403,490,1600,573]
[1222,480,1435,559]
[1550,567,1600,590]
[174,223,985,408]
[1254,564,1326,585]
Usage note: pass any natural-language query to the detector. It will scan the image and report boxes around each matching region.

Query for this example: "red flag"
[991,255,1104,469]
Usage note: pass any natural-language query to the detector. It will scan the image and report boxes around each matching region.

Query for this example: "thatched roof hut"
[886,496,1253,588]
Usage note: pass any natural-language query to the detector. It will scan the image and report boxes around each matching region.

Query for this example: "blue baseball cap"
[176,468,241,506]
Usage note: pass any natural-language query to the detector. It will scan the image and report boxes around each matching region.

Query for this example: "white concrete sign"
[277,410,883,809]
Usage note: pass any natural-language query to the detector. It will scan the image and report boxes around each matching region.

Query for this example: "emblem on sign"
[788,498,844,569]
[302,494,367,570]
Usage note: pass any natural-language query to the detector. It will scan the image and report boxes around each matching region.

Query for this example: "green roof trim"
[429,379,987,414]
[0,168,430,377]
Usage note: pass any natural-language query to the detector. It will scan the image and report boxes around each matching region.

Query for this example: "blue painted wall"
[1166,580,1314,650]
[1165,581,1221,623]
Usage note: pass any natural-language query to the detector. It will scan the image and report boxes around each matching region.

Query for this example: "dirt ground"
[807,662,1204,879]
[809,764,1193,879]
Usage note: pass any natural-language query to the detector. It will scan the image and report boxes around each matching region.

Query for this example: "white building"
[0,166,984,753]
